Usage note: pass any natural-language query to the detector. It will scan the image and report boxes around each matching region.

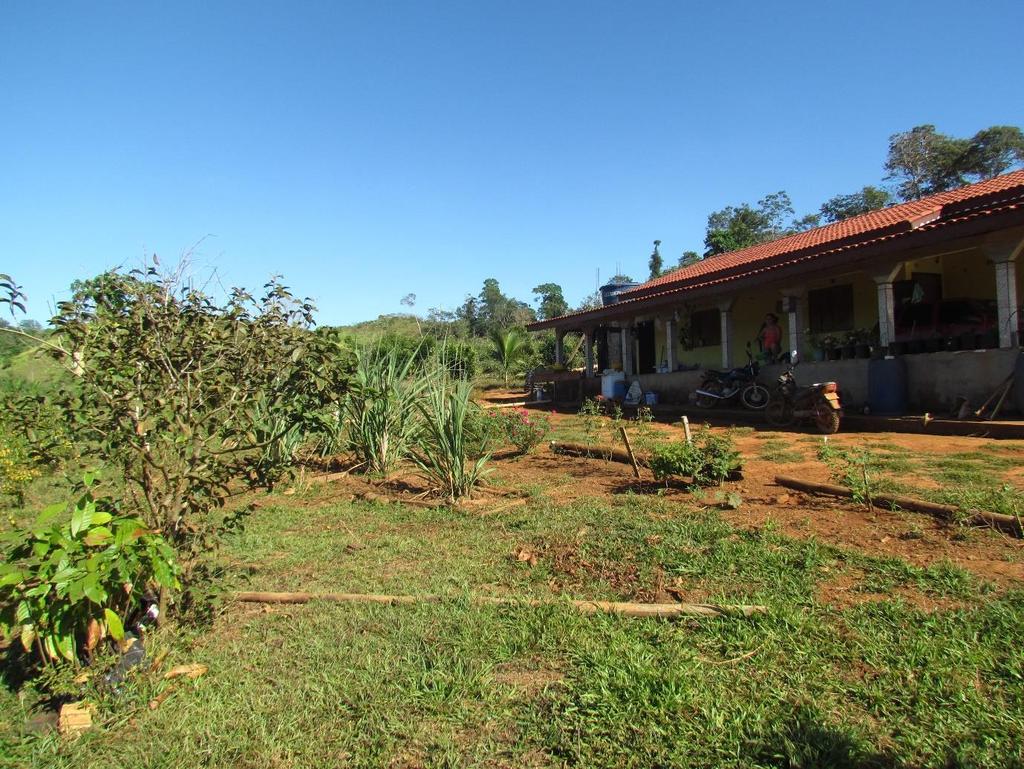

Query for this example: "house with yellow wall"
[527,170,1024,413]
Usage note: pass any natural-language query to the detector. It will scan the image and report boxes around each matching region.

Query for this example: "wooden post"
[989,378,1015,421]
[681,415,692,444]
[619,426,641,478]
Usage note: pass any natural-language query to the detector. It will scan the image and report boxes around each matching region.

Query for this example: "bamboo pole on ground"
[988,378,1014,421]
[233,591,766,618]
[549,441,647,467]
[774,475,1022,537]
[619,426,641,478]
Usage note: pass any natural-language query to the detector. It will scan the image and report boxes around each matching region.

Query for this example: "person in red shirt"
[759,313,782,362]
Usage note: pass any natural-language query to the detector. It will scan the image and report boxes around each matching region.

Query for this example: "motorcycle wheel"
[695,380,723,409]
[740,383,770,410]
[813,403,841,434]
[765,398,794,426]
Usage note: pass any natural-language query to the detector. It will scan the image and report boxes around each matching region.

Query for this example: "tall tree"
[884,125,970,200]
[532,282,569,320]
[575,291,602,311]
[704,191,795,256]
[960,126,1024,179]
[678,251,701,268]
[478,278,535,332]
[819,186,892,223]
[648,240,663,279]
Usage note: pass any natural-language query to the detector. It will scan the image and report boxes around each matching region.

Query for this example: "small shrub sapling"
[0,478,179,667]
[649,431,741,488]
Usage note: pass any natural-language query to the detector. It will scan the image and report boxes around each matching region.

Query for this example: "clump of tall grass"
[411,372,491,502]
[342,343,427,476]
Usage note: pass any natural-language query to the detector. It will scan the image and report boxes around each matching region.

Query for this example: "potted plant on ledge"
[805,329,826,362]
[852,328,875,359]
[821,334,842,361]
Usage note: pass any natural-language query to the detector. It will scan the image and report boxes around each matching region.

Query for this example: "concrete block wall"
[607,348,1022,415]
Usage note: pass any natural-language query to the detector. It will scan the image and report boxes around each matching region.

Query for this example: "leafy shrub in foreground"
[343,343,428,476]
[650,431,741,487]
[0,482,178,666]
[33,268,345,594]
[412,374,491,502]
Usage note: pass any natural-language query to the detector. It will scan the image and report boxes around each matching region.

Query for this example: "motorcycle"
[694,346,771,410]
[765,354,842,434]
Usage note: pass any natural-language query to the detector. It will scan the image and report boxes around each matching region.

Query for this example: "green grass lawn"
[3,486,1023,769]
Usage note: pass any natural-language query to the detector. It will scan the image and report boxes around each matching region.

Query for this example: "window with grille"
[688,309,721,347]
[808,285,854,333]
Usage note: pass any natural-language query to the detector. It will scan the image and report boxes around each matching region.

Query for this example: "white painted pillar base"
[780,291,804,359]
[875,281,896,350]
[871,265,902,351]
[718,302,734,369]
[583,328,595,376]
[621,325,634,375]
[994,259,1019,348]
[665,318,678,373]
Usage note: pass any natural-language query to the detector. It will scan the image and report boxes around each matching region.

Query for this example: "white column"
[621,324,634,375]
[718,302,734,369]
[876,281,896,349]
[665,317,678,372]
[780,290,804,358]
[871,265,902,350]
[994,258,1019,349]
[554,329,565,366]
[583,328,595,376]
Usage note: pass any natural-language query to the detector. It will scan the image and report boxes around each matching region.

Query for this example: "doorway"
[636,321,656,374]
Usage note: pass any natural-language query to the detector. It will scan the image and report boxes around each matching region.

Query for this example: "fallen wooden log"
[356,491,444,509]
[233,591,766,618]
[774,475,1023,538]
[549,441,648,467]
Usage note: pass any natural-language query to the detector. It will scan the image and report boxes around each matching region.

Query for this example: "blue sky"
[3,1,1023,325]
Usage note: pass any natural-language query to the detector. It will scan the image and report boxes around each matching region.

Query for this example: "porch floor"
[535,400,1024,440]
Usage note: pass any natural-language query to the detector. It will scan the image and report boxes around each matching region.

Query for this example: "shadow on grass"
[748,704,899,768]
[0,646,35,694]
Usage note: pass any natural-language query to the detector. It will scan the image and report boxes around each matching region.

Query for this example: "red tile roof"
[528,169,1024,330]
[624,169,1024,299]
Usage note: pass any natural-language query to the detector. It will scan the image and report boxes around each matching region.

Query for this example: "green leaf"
[70,501,94,537]
[89,512,113,526]
[52,565,80,585]
[83,580,107,605]
[83,526,113,546]
[0,569,24,588]
[20,624,35,653]
[104,608,125,641]
[34,503,65,530]
[53,633,75,661]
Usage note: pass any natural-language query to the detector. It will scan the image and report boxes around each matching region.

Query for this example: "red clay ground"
[470,391,1024,589]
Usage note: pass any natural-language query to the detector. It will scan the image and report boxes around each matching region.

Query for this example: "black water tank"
[868,356,909,415]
